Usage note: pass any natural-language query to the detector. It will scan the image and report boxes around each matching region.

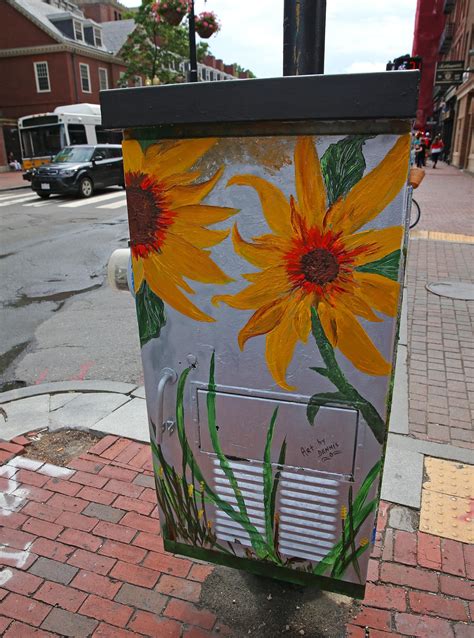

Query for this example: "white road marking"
[58,191,125,208]
[0,195,38,207]
[97,199,127,210]
[23,200,51,207]
[0,191,34,201]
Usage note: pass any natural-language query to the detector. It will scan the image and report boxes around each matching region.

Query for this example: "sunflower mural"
[213,135,409,392]
[123,138,238,343]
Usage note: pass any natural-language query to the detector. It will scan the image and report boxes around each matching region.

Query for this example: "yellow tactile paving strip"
[411,230,474,244]
[419,458,474,544]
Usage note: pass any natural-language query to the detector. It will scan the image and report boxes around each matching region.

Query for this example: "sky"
[123,0,418,77]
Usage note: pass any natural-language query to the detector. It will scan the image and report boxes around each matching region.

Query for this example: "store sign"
[435,61,464,85]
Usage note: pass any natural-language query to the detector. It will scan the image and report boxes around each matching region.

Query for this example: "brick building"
[0,0,137,170]
[412,0,473,170]
[0,0,254,171]
[75,0,125,23]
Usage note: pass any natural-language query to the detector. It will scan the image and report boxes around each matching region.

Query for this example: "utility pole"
[283,0,326,76]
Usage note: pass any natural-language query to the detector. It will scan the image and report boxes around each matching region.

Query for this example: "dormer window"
[73,19,84,41]
[93,27,102,47]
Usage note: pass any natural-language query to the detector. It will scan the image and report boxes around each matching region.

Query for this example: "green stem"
[310,308,386,444]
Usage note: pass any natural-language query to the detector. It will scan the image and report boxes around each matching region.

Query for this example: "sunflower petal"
[294,292,314,342]
[317,301,339,347]
[238,298,287,350]
[145,138,217,180]
[330,305,391,376]
[170,167,225,207]
[212,266,290,310]
[232,224,282,268]
[338,288,383,323]
[131,255,144,293]
[227,174,291,237]
[163,234,232,284]
[171,221,230,248]
[123,140,144,174]
[144,256,214,323]
[344,226,403,266]
[265,296,301,391]
[294,137,326,228]
[353,272,400,317]
[172,204,238,226]
[162,171,201,189]
[325,134,410,234]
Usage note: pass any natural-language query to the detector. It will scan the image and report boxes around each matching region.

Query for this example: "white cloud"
[345,62,386,74]
[122,0,417,78]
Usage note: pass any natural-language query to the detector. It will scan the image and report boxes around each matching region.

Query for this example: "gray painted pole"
[283,0,326,76]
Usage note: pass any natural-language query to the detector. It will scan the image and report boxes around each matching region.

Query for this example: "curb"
[0,184,30,192]
[0,380,139,404]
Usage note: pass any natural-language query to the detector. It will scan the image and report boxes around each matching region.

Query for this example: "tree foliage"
[120,2,211,86]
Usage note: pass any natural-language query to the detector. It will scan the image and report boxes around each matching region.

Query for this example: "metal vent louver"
[212,459,341,563]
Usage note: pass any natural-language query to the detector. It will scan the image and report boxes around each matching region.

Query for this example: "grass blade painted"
[270,437,287,529]
[262,408,279,548]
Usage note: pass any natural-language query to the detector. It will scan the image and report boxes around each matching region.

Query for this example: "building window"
[73,20,84,42]
[68,124,87,144]
[209,70,214,81]
[79,63,91,93]
[94,27,102,48]
[134,75,142,87]
[98,67,108,91]
[118,71,127,87]
[34,61,50,92]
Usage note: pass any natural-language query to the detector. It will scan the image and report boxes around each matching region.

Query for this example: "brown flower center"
[300,248,340,285]
[126,172,173,258]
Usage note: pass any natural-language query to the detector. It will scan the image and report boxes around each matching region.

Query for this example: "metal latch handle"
[156,368,178,444]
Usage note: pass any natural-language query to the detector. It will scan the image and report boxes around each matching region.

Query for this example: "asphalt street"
[0,186,142,390]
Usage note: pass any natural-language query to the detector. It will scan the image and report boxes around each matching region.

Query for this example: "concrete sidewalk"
[0,163,472,636]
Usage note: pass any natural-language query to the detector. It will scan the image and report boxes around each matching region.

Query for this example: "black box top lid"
[100,71,420,129]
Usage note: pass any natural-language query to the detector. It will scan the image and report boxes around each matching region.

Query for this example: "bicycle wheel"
[409,198,421,229]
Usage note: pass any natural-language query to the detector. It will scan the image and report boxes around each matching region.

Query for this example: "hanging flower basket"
[151,0,190,26]
[195,11,220,38]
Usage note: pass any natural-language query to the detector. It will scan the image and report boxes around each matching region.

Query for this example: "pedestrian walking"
[430,135,444,168]
[415,136,425,168]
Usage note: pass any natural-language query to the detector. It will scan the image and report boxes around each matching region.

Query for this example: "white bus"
[18,104,121,170]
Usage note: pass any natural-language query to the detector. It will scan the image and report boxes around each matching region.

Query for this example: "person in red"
[431,135,445,168]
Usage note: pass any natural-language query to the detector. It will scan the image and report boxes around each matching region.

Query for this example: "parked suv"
[30,144,123,199]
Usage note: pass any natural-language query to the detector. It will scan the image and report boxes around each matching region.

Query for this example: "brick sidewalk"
[414,162,473,235]
[0,171,28,191]
[0,436,231,637]
[346,502,473,638]
[405,239,473,448]
[1,436,473,637]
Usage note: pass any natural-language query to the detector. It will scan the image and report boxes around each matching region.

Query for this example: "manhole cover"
[426,281,474,300]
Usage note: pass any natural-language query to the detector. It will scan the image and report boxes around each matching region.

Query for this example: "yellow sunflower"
[123,138,237,322]
[213,135,410,390]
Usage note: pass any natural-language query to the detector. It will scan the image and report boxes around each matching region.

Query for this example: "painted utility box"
[101,71,419,597]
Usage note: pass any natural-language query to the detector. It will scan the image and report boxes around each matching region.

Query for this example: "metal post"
[188,0,198,83]
[283,0,326,76]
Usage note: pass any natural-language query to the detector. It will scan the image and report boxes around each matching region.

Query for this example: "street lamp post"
[283,0,327,76]
[188,0,198,82]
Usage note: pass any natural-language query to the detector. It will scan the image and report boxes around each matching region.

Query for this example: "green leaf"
[356,249,401,282]
[135,282,166,348]
[320,135,374,207]
[306,391,347,425]
[351,460,382,515]
[262,408,279,548]
[270,438,287,529]
[206,353,272,560]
